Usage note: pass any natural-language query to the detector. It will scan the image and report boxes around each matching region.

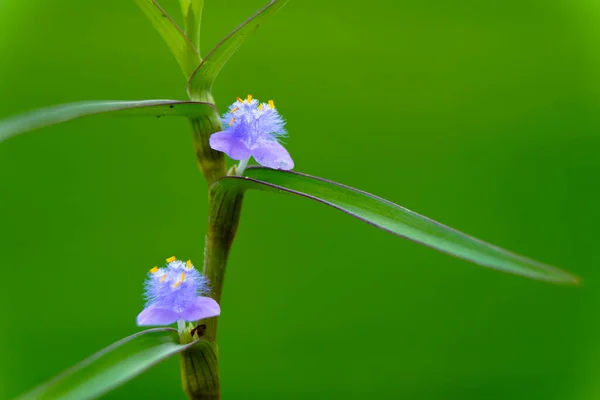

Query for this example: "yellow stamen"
[247,94,253,102]
[258,104,263,111]
[229,107,239,114]
[181,272,186,282]
[236,97,243,103]
[160,274,167,282]
[149,266,159,274]
[186,260,192,269]
[229,117,235,126]
[166,256,176,263]
[172,281,181,288]
[268,100,275,109]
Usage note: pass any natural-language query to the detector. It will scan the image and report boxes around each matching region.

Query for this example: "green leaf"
[179,0,204,52]
[187,0,290,99]
[16,328,198,400]
[0,100,216,143]
[212,167,579,284]
[136,0,201,78]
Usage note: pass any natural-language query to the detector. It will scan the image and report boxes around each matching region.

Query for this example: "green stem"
[179,174,244,400]
[181,88,233,399]
[189,105,226,185]
[202,185,245,340]
[179,333,220,400]
[180,94,244,399]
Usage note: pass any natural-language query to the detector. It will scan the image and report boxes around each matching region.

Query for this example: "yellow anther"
[229,107,239,114]
[160,274,167,282]
[258,104,263,111]
[172,281,181,288]
[166,256,176,263]
[247,94,253,102]
[229,117,235,126]
[268,100,275,109]
[186,260,192,269]
[236,97,243,103]
[149,266,159,274]
[181,272,186,282]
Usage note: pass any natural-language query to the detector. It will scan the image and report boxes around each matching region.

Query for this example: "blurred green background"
[1,0,599,398]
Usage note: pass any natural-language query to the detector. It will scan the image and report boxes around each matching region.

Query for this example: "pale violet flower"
[137,257,220,327]
[209,95,294,172]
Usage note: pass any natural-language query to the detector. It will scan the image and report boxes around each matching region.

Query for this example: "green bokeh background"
[1,0,600,398]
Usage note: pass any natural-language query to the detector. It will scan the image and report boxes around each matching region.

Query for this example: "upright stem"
[179,94,245,399]
[179,329,220,400]
[190,110,226,186]
[191,92,244,336]
[202,186,245,340]
[180,93,236,400]
[180,174,243,398]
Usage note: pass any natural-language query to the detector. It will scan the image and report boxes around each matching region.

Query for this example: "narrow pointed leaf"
[136,0,201,78]
[179,0,204,52]
[179,0,191,16]
[212,167,579,284]
[0,100,216,143]
[187,0,289,98]
[16,328,199,400]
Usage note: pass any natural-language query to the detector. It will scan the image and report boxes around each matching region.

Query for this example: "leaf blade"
[135,0,201,78]
[0,100,216,143]
[187,0,289,99]
[16,328,197,400]
[179,0,204,52]
[213,167,579,284]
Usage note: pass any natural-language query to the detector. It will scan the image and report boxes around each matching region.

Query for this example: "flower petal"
[180,296,221,321]
[252,140,294,170]
[137,305,179,326]
[209,130,252,160]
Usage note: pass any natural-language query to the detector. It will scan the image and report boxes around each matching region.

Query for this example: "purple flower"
[137,257,220,326]
[209,95,294,171]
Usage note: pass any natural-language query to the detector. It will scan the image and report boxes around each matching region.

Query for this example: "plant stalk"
[181,95,244,399]
[179,326,221,400]
[202,185,245,340]
[190,113,226,185]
